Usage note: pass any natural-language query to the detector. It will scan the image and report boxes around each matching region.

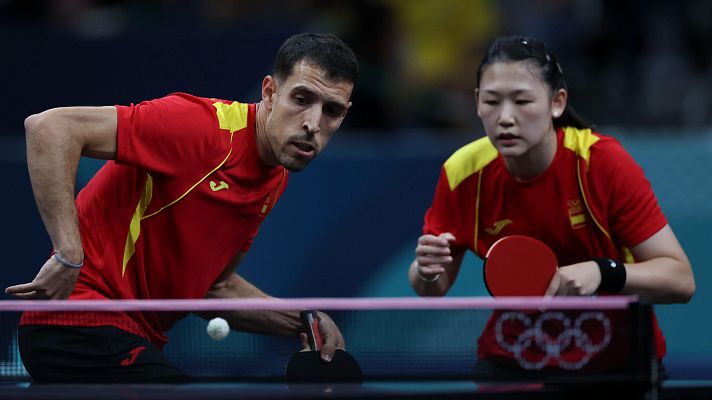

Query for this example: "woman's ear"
[551,88,567,118]
[475,88,482,118]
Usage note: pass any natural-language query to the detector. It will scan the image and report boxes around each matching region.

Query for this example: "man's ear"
[342,101,353,118]
[262,76,278,110]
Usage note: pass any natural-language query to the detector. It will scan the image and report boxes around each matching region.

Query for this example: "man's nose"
[302,107,321,135]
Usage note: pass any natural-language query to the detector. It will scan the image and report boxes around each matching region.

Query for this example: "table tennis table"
[2,379,711,399]
[0,297,707,399]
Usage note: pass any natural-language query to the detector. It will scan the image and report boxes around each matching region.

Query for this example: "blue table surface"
[0,379,709,400]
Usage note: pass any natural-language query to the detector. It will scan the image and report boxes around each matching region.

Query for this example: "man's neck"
[254,101,277,168]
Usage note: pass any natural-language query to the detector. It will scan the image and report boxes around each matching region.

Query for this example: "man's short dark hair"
[273,33,359,86]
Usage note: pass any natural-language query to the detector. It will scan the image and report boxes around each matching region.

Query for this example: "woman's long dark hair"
[476,36,592,130]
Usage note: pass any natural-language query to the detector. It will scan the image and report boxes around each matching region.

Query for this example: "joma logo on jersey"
[567,199,587,229]
[485,219,513,235]
[209,180,229,192]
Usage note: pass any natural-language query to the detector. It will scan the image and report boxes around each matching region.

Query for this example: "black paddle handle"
[300,310,323,351]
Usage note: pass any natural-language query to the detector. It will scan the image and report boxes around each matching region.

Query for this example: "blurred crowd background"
[2,0,712,134]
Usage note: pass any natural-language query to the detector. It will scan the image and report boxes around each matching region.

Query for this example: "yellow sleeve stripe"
[473,169,483,255]
[562,127,599,169]
[576,152,611,241]
[443,137,498,191]
[122,174,154,277]
[213,101,248,133]
[622,247,635,263]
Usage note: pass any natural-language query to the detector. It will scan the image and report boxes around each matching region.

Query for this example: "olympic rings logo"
[495,311,612,370]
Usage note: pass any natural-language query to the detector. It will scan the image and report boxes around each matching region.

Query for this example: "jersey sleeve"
[423,166,471,254]
[589,138,668,247]
[115,93,231,178]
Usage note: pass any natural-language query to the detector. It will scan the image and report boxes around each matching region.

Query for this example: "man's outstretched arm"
[6,106,118,299]
[199,252,345,362]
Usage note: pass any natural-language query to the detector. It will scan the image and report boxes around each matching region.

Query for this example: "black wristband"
[593,257,626,294]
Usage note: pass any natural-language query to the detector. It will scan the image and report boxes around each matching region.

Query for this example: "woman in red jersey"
[409,36,695,379]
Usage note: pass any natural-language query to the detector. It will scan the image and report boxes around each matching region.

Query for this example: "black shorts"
[19,325,189,383]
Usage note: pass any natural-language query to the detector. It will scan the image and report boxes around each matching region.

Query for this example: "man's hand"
[5,257,80,299]
[299,311,345,362]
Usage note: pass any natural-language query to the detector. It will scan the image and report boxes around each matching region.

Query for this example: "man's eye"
[325,107,341,117]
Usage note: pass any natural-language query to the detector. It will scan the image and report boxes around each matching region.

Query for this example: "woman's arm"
[409,233,465,297]
[547,225,694,304]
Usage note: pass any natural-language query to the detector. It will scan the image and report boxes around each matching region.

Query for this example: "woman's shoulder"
[442,136,499,189]
[560,126,630,162]
[560,127,646,186]
[445,136,499,171]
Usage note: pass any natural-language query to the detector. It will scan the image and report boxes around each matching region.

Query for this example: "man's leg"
[19,325,188,383]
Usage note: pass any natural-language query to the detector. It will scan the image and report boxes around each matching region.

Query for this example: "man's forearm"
[200,273,302,336]
[25,111,84,262]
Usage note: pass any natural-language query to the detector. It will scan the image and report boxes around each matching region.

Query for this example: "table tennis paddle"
[285,310,363,384]
[483,235,558,297]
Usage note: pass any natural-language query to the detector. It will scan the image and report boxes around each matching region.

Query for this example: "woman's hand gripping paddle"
[484,235,558,297]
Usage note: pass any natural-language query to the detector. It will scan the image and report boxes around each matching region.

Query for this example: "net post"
[628,300,658,399]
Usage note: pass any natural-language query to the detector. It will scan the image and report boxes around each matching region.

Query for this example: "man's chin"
[280,157,311,172]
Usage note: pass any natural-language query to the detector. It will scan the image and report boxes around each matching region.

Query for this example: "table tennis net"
[0,297,654,384]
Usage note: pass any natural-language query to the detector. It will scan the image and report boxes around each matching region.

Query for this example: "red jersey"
[21,93,288,348]
[423,127,668,369]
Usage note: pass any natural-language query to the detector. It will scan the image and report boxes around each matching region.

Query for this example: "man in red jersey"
[5,33,359,383]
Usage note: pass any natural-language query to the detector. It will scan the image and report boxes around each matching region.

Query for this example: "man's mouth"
[291,141,316,158]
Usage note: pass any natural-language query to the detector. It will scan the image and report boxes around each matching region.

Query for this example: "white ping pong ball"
[207,317,230,341]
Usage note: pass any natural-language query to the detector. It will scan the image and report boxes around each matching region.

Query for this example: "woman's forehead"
[479,61,549,93]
